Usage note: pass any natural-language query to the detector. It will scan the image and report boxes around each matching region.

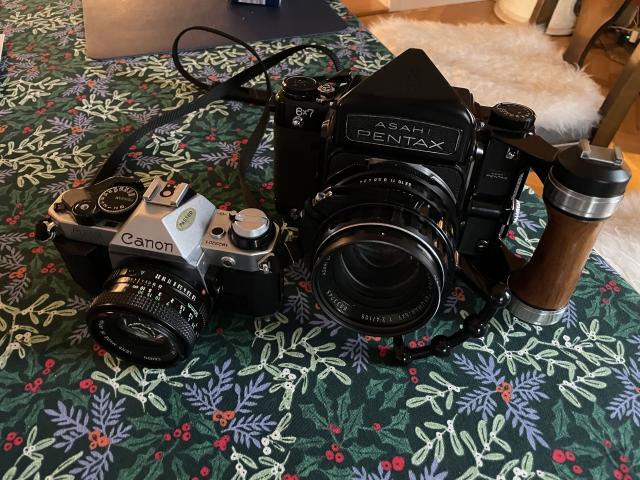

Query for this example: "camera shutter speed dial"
[97,185,141,215]
[489,103,536,132]
[231,208,270,239]
[229,208,274,251]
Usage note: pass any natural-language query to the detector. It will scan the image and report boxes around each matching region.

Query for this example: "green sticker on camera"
[176,207,196,231]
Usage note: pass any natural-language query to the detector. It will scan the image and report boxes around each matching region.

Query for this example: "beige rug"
[595,191,640,292]
[368,18,604,144]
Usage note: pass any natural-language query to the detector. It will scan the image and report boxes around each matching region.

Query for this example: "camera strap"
[92,27,342,211]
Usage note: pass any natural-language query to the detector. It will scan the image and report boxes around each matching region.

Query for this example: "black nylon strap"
[92,30,343,199]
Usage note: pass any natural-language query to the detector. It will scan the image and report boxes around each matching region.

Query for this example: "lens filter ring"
[313,223,446,336]
[86,265,211,367]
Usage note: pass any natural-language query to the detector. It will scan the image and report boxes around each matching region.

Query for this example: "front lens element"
[86,265,211,367]
[313,226,445,336]
[308,163,458,336]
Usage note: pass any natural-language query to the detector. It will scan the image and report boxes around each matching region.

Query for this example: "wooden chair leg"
[529,0,560,26]
[591,43,640,147]
[563,0,630,66]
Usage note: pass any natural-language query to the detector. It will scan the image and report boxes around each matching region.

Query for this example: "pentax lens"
[86,265,212,367]
[309,163,458,336]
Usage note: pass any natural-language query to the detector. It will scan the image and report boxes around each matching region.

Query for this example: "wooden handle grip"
[509,204,604,310]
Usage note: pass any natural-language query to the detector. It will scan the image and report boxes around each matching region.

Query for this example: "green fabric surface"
[1,1,639,479]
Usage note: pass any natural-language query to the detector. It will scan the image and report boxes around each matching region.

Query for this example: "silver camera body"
[47,176,280,289]
[40,175,283,366]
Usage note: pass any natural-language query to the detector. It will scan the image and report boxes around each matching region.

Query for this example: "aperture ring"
[89,289,198,348]
[105,273,209,331]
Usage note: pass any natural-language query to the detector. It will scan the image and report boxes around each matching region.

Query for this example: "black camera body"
[275,49,535,256]
[274,49,544,336]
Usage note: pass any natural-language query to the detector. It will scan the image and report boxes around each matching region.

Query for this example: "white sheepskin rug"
[368,18,604,144]
[595,191,640,292]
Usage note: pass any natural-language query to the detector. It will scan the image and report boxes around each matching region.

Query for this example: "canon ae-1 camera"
[38,176,282,366]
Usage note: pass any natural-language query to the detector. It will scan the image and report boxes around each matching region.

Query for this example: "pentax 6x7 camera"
[38,49,630,366]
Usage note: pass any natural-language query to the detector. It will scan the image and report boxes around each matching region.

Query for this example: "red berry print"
[6,433,16,442]
[328,423,341,434]
[408,368,417,375]
[89,385,97,394]
[163,433,171,441]
[552,449,566,463]
[620,455,629,463]
[182,432,191,442]
[381,460,392,471]
[324,450,334,461]
[565,450,576,462]
[44,359,56,369]
[3,443,12,452]
[173,428,182,438]
[572,465,583,475]
[181,423,191,432]
[613,469,623,480]
[335,452,344,464]
[603,439,613,449]
[200,466,210,476]
[154,451,163,460]
[372,422,381,431]
[410,376,419,384]
[392,456,405,471]
[620,464,629,474]
[330,443,340,452]
[12,436,22,446]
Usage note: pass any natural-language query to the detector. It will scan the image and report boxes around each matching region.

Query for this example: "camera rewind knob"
[231,208,270,240]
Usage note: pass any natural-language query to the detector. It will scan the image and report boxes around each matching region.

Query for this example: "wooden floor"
[343,0,640,192]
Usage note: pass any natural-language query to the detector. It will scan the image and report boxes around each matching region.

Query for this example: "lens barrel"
[86,264,212,367]
[308,162,458,336]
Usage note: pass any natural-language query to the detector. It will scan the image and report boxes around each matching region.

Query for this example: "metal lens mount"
[309,162,458,336]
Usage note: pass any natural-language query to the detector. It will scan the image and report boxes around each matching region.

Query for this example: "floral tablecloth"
[1,1,639,479]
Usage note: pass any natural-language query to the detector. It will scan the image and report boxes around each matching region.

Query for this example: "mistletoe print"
[1,1,640,479]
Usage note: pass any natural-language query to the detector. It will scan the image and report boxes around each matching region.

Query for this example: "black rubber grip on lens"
[90,290,199,348]
[104,266,210,328]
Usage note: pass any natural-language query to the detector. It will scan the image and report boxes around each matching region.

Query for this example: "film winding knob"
[489,102,536,133]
